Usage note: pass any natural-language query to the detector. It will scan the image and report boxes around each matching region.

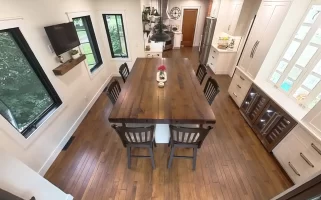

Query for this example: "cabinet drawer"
[234,69,252,91]
[228,82,246,107]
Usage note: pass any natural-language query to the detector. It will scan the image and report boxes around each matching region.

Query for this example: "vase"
[156,71,167,83]
[71,53,80,59]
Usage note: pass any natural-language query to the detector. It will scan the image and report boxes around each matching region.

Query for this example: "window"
[268,4,321,110]
[0,28,62,138]
[73,16,102,72]
[102,14,128,58]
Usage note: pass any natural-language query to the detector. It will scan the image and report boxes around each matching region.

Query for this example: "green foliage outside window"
[0,31,53,132]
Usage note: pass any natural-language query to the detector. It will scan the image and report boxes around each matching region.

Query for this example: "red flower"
[158,65,166,71]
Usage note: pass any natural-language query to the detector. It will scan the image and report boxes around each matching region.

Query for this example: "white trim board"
[180,6,201,47]
[38,74,116,175]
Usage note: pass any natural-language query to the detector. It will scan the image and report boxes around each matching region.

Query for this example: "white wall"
[0,149,72,200]
[0,0,144,175]
[167,0,209,46]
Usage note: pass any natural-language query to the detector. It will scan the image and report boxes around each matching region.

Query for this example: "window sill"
[110,57,131,62]
[0,103,66,149]
[88,63,104,79]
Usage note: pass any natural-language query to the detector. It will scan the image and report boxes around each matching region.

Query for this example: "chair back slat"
[119,63,130,83]
[104,80,121,105]
[196,64,207,84]
[112,125,155,147]
[169,125,212,147]
[203,77,220,105]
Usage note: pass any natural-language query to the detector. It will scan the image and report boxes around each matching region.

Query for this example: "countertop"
[212,45,238,53]
[144,42,163,53]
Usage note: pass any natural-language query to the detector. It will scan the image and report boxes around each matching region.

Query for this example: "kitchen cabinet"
[226,2,243,35]
[238,1,290,79]
[207,46,238,75]
[173,32,182,49]
[240,84,297,152]
[273,125,321,184]
[228,68,252,107]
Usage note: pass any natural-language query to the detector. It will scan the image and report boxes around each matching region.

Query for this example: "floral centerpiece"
[158,65,166,80]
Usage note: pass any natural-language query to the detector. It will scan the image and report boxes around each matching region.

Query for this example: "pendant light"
[150,0,171,42]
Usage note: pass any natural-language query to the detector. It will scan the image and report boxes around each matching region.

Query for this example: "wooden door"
[181,9,198,47]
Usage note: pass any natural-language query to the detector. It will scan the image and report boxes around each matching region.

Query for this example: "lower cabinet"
[228,68,252,107]
[240,84,297,152]
[144,52,162,58]
[273,125,321,184]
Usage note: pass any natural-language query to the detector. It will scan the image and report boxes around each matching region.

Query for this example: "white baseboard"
[38,74,115,176]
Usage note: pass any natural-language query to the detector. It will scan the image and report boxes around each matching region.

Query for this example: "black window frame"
[0,28,62,138]
[73,16,103,73]
[102,14,129,58]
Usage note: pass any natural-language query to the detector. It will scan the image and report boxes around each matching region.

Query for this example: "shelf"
[53,54,86,76]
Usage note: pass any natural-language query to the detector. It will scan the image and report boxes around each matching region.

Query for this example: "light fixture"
[150,0,170,42]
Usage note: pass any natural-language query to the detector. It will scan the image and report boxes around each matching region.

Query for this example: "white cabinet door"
[238,1,290,79]
[247,1,291,79]
[227,2,243,35]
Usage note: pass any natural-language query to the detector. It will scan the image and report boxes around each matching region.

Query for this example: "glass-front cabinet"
[252,101,297,151]
[240,84,297,152]
[240,84,270,124]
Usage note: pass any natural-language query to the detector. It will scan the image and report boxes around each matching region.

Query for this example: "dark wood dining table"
[108,58,216,142]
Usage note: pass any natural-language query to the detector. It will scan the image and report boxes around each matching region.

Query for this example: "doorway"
[181,9,198,47]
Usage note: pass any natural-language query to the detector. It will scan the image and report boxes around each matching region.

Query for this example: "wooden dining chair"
[119,63,130,83]
[203,77,220,105]
[103,80,121,105]
[167,125,213,170]
[196,64,207,84]
[111,124,156,169]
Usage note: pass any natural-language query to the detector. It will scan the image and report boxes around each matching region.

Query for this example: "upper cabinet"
[238,1,291,79]
[226,2,243,35]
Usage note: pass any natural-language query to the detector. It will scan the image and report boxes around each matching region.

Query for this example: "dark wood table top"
[108,58,216,124]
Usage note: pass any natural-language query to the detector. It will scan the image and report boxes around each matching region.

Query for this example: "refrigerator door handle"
[252,40,260,58]
[250,41,258,58]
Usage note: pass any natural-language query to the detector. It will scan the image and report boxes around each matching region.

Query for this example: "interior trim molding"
[38,74,118,176]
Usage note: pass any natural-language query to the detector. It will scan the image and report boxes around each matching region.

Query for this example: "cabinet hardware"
[233,92,237,97]
[212,56,214,58]
[250,41,258,58]
[252,40,260,58]
[288,162,300,176]
[245,94,260,114]
[211,63,213,65]
[240,76,245,80]
[300,153,314,167]
[228,25,231,31]
[237,84,241,88]
[311,143,321,155]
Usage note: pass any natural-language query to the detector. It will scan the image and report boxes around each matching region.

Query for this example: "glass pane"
[313,59,321,75]
[296,45,318,67]
[288,66,302,80]
[293,87,310,102]
[80,43,93,54]
[295,26,311,40]
[105,14,128,57]
[281,78,293,92]
[85,54,96,67]
[0,31,54,132]
[304,6,321,24]
[270,71,281,84]
[308,93,321,109]
[76,30,89,43]
[283,41,300,61]
[311,28,321,45]
[276,61,288,72]
[302,74,320,90]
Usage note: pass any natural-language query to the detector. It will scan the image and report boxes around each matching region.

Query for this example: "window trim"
[72,16,103,73]
[101,12,131,60]
[0,28,62,138]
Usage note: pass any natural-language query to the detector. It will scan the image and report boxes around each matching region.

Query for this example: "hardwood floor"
[45,47,292,200]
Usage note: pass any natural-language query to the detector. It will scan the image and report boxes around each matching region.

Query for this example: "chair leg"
[154,139,157,147]
[167,146,175,169]
[192,147,197,171]
[168,137,171,147]
[127,146,131,169]
[149,147,156,169]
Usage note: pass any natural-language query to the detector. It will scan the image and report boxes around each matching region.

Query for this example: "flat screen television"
[44,22,80,56]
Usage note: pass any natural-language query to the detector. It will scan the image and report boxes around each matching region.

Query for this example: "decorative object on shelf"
[57,55,64,63]
[53,54,86,76]
[217,36,229,49]
[157,65,167,87]
[170,7,181,20]
[145,45,150,51]
[70,49,79,59]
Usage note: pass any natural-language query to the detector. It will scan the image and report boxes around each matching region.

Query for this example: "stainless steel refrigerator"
[199,17,217,65]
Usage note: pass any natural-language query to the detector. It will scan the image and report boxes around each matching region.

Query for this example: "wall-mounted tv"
[44,22,80,56]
